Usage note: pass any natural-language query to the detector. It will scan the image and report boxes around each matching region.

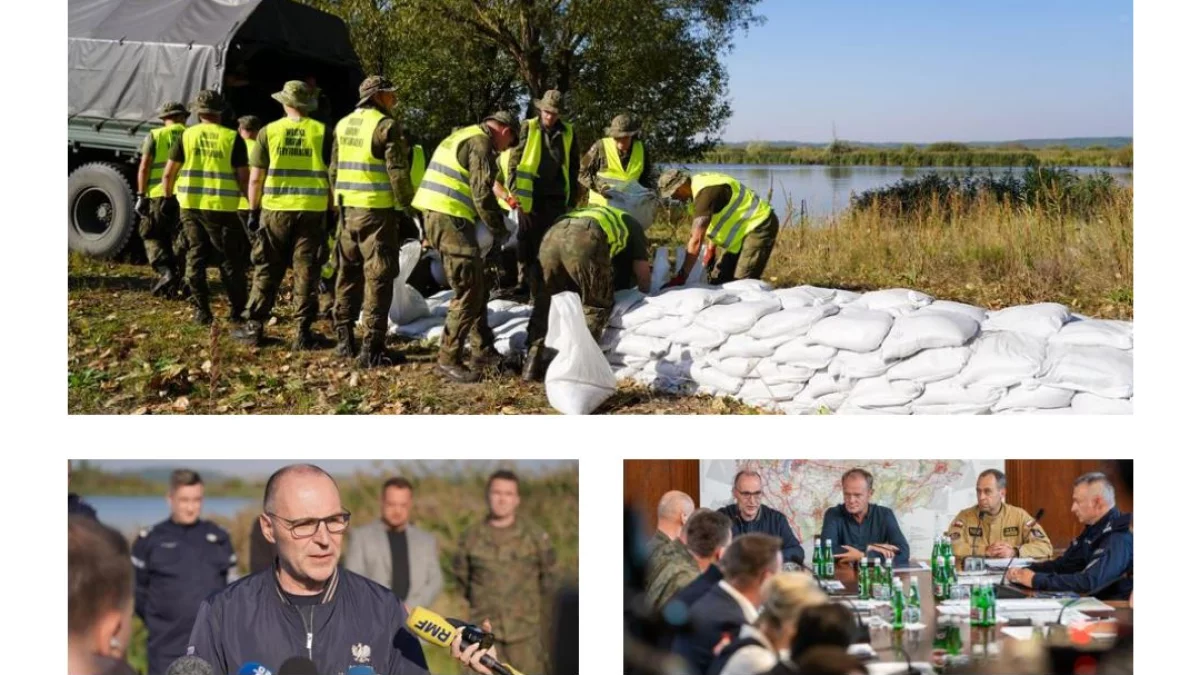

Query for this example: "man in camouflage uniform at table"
[452,470,556,675]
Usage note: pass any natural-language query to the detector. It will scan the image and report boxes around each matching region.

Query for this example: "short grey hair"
[733,470,763,488]
[1074,472,1115,507]
[657,490,695,519]
[841,468,873,492]
[979,469,1006,490]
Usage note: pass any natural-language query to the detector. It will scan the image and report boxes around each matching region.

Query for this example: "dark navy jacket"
[132,519,235,675]
[819,503,910,564]
[68,493,97,519]
[717,503,805,565]
[187,567,430,675]
[671,583,748,675]
[670,564,724,610]
[1029,507,1133,600]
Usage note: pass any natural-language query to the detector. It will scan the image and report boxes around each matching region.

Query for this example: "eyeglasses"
[736,490,763,500]
[265,511,351,538]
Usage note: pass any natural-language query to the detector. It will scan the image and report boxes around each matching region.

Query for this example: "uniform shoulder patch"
[1031,529,1046,539]
[952,520,964,528]
[949,532,961,540]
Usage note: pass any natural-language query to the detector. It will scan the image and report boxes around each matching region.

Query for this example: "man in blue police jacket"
[1007,472,1133,600]
[131,469,235,675]
[717,470,806,565]
[187,464,501,675]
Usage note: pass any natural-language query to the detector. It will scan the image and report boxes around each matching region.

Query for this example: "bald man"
[648,490,695,558]
[188,464,499,675]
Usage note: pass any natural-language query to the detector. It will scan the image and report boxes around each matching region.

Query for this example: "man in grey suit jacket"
[343,477,444,609]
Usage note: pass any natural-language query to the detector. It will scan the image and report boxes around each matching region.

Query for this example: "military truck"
[68,0,363,258]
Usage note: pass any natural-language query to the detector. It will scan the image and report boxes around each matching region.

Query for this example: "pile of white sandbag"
[388,247,1133,414]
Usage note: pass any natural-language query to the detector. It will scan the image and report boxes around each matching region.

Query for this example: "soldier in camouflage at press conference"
[453,470,557,675]
[411,111,519,383]
[329,76,414,367]
[160,91,252,326]
[520,204,652,381]
[233,81,336,349]
[136,101,190,298]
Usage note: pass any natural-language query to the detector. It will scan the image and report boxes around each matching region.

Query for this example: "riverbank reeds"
[701,143,1133,168]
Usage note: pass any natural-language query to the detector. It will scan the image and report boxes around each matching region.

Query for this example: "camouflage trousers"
[526,218,614,350]
[245,210,326,328]
[709,211,780,284]
[425,212,494,365]
[493,636,546,675]
[180,208,249,317]
[516,199,568,293]
[333,207,399,337]
[139,196,182,272]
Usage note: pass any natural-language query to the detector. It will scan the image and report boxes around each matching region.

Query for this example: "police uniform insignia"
[1003,527,1019,537]
[949,532,961,540]
[206,532,218,543]
[1031,528,1045,539]
[352,643,371,664]
[968,527,983,536]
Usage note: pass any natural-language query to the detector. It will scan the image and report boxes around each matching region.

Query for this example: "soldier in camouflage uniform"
[135,101,189,297]
[578,114,658,204]
[644,508,731,613]
[521,205,651,380]
[453,470,556,675]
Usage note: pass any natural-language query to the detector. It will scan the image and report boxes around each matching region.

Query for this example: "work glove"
[134,194,150,218]
[703,245,717,268]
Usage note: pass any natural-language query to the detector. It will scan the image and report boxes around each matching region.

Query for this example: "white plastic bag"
[879,312,979,361]
[687,363,744,394]
[982,303,1071,339]
[886,346,972,383]
[1049,320,1134,350]
[387,241,431,327]
[649,247,671,293]
[807,309,894,352]
[603,182,658,229]
[685,246,708,285]
[774,286,838,308]
[957,332,1046,388]
[1038,344,1133,399]
[391,315,444,339]
[544,292,618,414]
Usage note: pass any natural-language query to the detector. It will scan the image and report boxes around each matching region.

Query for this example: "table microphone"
[406,606,516,675]
[165,656,214,675]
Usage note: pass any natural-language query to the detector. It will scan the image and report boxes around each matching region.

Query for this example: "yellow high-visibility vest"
[261,116,330,212]
[588,138,644,206]
[692,173,772,254]
[512,119,574,211]
[410,144,426,192]
[411,125,488,220]
[237,138,259,210]
[175,123,240,212]
[148,123,185,199]
[566,205,631,258]
[333,108,394,209]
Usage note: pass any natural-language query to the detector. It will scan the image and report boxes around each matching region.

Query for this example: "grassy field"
[702,142,1133,168]
[107,462,580,674]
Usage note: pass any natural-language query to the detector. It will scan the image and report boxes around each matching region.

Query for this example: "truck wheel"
[68,162,136,259]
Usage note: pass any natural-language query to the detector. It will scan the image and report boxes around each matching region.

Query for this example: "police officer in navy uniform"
[1006,472,1133,600]
[131,470,235,675]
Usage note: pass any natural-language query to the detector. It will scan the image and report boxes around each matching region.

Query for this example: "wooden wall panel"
[624,460,700,536]
[1004,460,1133,549]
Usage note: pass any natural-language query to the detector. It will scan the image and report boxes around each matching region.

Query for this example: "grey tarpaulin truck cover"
[68,0,363,257]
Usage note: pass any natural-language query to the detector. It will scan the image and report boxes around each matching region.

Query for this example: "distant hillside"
[722,137,1131,150]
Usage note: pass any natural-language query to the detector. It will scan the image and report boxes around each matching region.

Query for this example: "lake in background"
[84,495,256,534]
[683,164,1133,220]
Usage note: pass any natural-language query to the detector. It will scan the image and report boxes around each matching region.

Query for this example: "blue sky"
[74,459,576,478]
[721,0,1132,143]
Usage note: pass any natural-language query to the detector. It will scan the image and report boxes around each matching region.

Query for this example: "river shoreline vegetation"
[702,141,1133,168]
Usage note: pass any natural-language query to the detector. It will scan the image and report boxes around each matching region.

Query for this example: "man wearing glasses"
[187,464,498,675]
[717,470,806,566]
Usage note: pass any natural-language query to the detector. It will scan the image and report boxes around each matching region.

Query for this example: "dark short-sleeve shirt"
[692,184,733,219]
[387,529,411,602]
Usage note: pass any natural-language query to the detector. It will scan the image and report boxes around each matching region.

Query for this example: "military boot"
[150,266,177,297]
[191,304,213,326]
[356,331,402,368]
[231,320,263,346]
[293,324,320,351]
[521,343,548,382]
[471,346,504,377]
[437,361,481,383]
[334,326,357,359]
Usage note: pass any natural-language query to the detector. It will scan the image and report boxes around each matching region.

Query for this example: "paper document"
[1066,598,1117,612]
[891,561,930,572]
[820,580,847,591]
[984,557,1034,569]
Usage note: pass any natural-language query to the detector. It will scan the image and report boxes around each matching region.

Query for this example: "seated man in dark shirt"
[717,470,806,566]
[821,468,910,566]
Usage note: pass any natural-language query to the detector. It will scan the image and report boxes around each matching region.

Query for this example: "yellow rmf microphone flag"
[405,606,456,648]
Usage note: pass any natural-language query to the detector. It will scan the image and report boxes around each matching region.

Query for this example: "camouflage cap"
[483,111,519,133]
[157,101,188,119]
[271,80,317,112]
[237,115,263,132]
[533,89,565,115]
[357,75,397,106]
[657,168,691,200]
[607,114,640,139]
[189,90,226,116]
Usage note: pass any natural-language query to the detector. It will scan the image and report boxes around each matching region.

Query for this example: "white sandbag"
[880,312,979,361]
[1039,344,1133,399]
[957,332,1046,388]
[1049,320,1134,350]
[705,353,762,378]
[774,286,837,308]
[609,301,664,330]
[607,352,651,369]
[918,300,988,324]
[544,292,618,414]
[1070,393,1133,414]
[492,316,528,338]
[911,380,1005,415]
[982,303,1071,339]
[612,364,647,381]
[753,360,816,385]
[609,333,671,359]
[807,309,894,352]
[844,377,924,409]
[685,246,708,285]
[688,363,743,394]
[738,378,804,403]
[649,247,671,293]
[426,289,455,317]
[993,383,1075,412]
[603,182,657,229]
[696,299,782,334]
[387,241,430,326]
[886,346,972,383]
[667,323,728,350]
[799,372,853,400]
[391,315,444,339]
[610,287,647,320]
[494,329,526,355]
[772,339,838,370]
[829,350,892,380]
[848,288,933,315]
[783,391,847,415]
[723,279,775,293]
[424,324,444,342]
[634,315,694,339]
[838,404,912,415]
[645,286,736,314]
[487,299,523,313]
[749,305,838,339]
[716,333,792,359]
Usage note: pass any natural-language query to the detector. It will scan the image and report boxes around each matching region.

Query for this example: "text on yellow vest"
[334,108,394,209]
[261,116,329,212]
[175,122,240,212]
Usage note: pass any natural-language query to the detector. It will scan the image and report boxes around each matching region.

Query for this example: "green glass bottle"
[858,560,870,599]
[811,536,824,579]
[891,577,905,629]
[907,574,921,609]
[823,539,835,578]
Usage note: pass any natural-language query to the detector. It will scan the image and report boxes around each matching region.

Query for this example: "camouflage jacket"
[644,538,699,612]
[452,517,556,642]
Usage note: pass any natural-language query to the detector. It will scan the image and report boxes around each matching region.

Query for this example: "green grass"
[702,142,1133,168]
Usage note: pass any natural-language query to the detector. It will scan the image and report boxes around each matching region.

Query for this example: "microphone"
[406,606,515,675]
[166,656,215,675]
[237,663,274,675]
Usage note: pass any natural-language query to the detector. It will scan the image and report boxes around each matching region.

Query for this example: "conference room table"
[826,560,1131,672]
